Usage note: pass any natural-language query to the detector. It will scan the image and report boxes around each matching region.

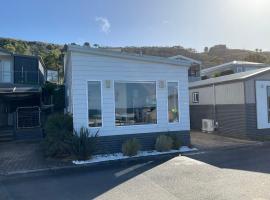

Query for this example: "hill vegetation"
[1,38,270,75]
[122,45,270,68]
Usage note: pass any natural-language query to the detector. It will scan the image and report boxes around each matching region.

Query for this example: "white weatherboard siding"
[70,52,190,136]
[256,81,270,129]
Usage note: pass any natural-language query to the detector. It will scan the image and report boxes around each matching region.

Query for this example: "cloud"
[162,20,169,25]
[95,17,111,33]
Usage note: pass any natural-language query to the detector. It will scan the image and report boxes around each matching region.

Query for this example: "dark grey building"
[0,48,46,141]
[189,67,270,140]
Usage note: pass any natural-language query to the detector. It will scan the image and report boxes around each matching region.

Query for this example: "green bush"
[43,114,73,158]
[122,138,141,157]
[155,135,173,152]
[170,134,182,150]
[71,128,98,161]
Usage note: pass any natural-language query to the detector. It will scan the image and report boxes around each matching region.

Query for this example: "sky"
[1,0,270,52]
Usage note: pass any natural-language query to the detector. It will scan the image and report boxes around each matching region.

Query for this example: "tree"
[2,44,16,52]
[83,42,90,47]
[204,47,208,53]
[244,53,267,63]
[93,44,99,48]
[44,49,62,68]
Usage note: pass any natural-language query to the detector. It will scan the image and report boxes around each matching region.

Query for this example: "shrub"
[122,138,141,157]
[170,134,182,150]
[43,114,73,158]
[71,128,98,161]
[155,135,173,152]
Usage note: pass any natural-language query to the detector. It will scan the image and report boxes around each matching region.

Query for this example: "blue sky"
[1,0,270,52]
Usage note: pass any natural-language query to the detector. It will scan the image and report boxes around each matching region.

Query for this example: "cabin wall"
[69,51,190,138]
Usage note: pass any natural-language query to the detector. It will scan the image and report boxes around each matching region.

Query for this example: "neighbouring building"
[201,61,269,79]
[46,69,59,83]
[64,45,191,153]
[189,67,270,140]
[0,48,46,141]
[169,55,201,82]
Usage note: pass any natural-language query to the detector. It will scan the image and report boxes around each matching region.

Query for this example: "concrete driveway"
[1,141,270,200]
[191,131,261,150]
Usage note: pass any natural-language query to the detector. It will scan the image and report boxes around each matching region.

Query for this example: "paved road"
[1,143,270,200]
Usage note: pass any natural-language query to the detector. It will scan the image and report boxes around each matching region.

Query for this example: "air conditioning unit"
[202,119,215,133]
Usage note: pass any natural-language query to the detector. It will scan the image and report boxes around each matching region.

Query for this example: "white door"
[0,60,11,83]
[256,81,270,129]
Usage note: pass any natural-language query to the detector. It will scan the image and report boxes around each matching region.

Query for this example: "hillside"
[0,37,64,71]
[1,38,270,74]
[122,45,270,68]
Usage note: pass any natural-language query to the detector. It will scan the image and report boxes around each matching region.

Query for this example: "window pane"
[168,82,179,123]
[88,81,102,127]
[0,61,11,83]
[115,82,157,126]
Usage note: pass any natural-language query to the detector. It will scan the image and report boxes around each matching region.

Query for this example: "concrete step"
[0,129,14,142]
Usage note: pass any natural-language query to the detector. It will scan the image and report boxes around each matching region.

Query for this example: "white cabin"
[64,45,191,153]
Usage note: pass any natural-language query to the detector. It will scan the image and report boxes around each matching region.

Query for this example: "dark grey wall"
[245,104,270,140]
[96,131,190,154]
[190,105,214,130]
[190,103,270,140]
[215,104,247,137]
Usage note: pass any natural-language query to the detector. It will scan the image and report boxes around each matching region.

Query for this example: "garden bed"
[73,146,197,165]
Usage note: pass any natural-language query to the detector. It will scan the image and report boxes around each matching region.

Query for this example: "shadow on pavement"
[1,158,171,200]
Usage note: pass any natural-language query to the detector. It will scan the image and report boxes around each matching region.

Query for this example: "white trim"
[192,92,199,103]
[113,80,158,127]
[86,80,103,128]
[167,81,180,124]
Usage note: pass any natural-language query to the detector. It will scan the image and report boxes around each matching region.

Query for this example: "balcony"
[0,70,42,85]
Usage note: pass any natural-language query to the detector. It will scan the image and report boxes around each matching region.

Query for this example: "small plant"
[43,114,73,158]
[122,138,141,157]
[155,135,173,152]
[71,128,98,161]
[170,134,182,150]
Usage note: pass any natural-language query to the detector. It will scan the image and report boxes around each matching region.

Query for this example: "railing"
[17,106,41,129]
[0,70,41,84]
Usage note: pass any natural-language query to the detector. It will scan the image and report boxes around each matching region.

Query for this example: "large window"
[115,81,157,126]
[88,81,102,127]
[168,82,179,123]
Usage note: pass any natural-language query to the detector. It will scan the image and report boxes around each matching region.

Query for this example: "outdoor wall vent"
[105,80,111,88]
[159,80,165,88]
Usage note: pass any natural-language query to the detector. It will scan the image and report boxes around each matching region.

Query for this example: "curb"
[0,150,197,179]
[189,141,269,156]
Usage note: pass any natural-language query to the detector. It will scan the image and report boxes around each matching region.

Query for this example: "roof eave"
[67,45,190,67]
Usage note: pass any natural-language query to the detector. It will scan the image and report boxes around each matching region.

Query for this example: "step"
[0,133,13,137]
[0,137,13,142]
[0,130,14,142]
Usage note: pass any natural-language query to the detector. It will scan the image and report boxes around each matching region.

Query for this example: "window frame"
[113,80,158,127]
[192,92,199,103]
[267,86,270,123]
[87,80,103,128]
[167,81,180,124]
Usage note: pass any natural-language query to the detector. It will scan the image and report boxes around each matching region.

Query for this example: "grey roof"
[201,60,268,75]
[190,67,270,88]
[67,45,191,67]
[168,55,202,65]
